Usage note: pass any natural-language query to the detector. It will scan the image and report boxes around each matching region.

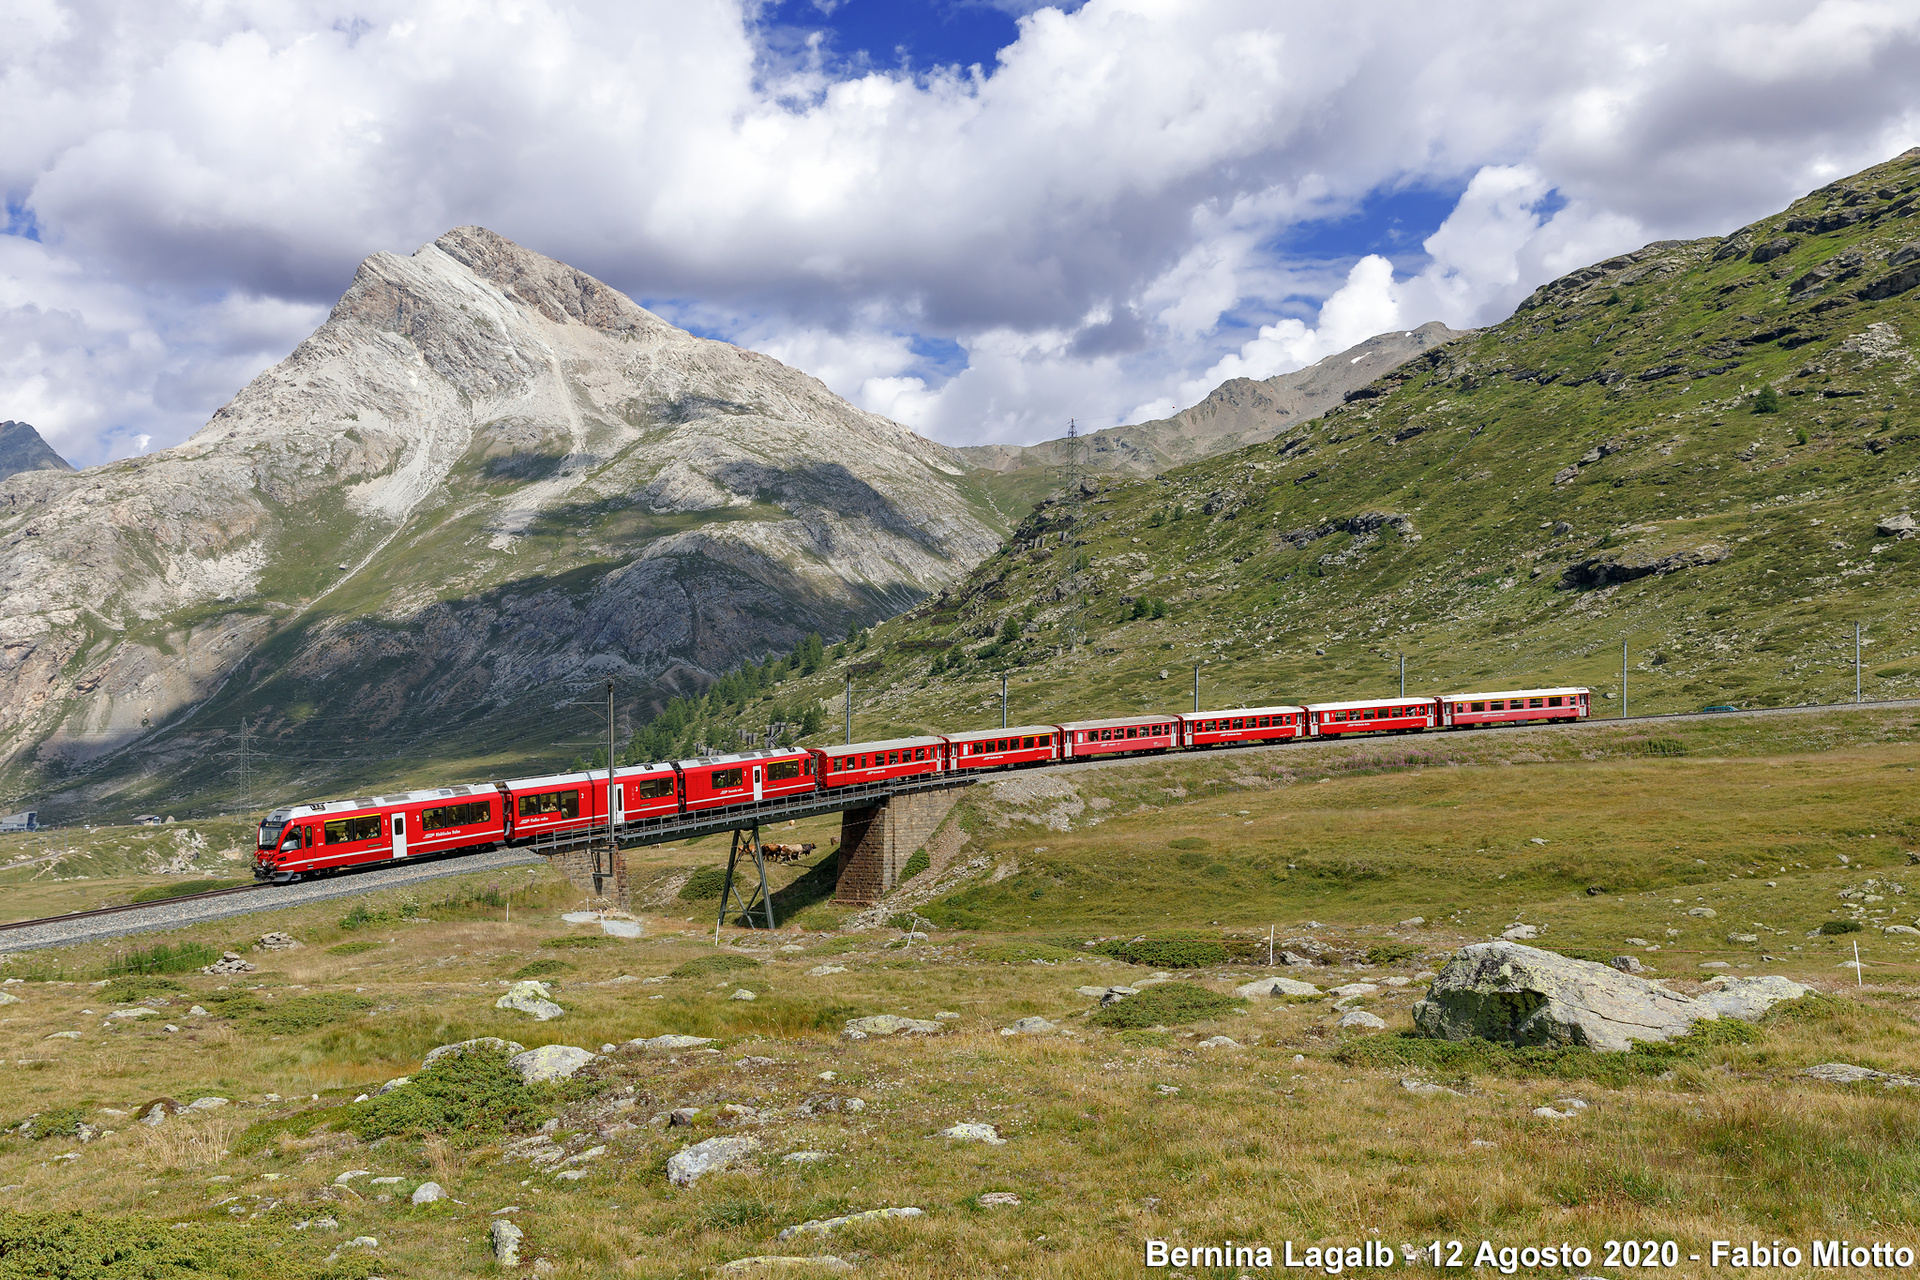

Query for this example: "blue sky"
[5,1,1918,465]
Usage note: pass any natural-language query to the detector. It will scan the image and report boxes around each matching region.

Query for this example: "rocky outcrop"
[0,422,73,481]
[1560,542,1729,589]
[956,321,1469,475]
[0,227,1001,808]
[1415,942,1698,1052]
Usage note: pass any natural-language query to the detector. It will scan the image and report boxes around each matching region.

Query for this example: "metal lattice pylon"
[715,824,774,939]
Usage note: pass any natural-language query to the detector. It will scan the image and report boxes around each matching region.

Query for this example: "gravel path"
[0,848,543,953]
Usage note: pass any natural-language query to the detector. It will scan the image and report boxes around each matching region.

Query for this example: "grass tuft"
[669,954,761,979]
[1088,983,1245,1029]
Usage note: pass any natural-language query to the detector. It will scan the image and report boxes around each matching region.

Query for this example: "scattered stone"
[509,1045,596,1083]
[1327,983,1379,999]
[376,1077,410,1096]
[718,1257,855,1275]
[628,1034,714,1052]
[0,992,20,1006]
[1609,956,1643,974]
[1075,986,1110,998]
[1500,924,1538,941]
[490,1219,524,1266]
[1876,512,1918,538]
[496,981,565,1021]
[1696,975,1810,1020]
[369,1177,403,1186]
[1885,925,1920,936]
[777,1207,925,1240]
[1700,961,1731,970]
[1099,986,1141,1005]
[553,1169,588,1181]
[1412,941,1704,1052]
[1000,1017,1055,1036]
[1687,907,1717,919]
[842,1099,865,1113]
[1236,977,1320,998]
[187,1006,208,1017]
[807,965,848,977]
[136,1099,180,1127]
[1196,1035,1241,1049]
[667,1135,761,1186]
[1399,917,1425,927]
[186,1097,229,1110]
[938,1122,1005,1145]
[1623,937,1651,947]
[257,932,302,950]
[1727,933,1759,944]
[1802,1062,1920,1087]
[45,1031,80,1040]
[334,1170,372,1185]
[669,1108,701,1127]
[1532,1106,1578,1120]
[411,1182,445,1204]
[782,1151,831,1165]
[201,952,256,976]
[422,1037,525,1067]
[1337,1010,1388,1031]
[843,1015,945,1038]
[1400,1079,1463,1098]
[736,1056,777,1069]
[107,1009,154,1020]
[933,1011,960,1020]
[977,1192,1022,1207]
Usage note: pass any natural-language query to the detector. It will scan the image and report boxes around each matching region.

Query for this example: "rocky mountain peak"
[0,421,75,481]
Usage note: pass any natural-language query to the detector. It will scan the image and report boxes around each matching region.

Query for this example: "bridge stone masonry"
[534,776,972,914]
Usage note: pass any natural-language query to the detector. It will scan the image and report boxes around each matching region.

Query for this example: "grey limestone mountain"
[0,422,74,480]
[957,320,1469,476]
[0,227,1001,811]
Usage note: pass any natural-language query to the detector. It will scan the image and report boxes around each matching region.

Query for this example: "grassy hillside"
[4,710,1920,1276]
[735,149,1920,743]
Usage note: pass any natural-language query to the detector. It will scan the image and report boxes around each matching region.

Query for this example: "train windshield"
[257,819,287,850]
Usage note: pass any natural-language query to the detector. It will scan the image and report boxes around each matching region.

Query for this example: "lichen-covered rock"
[508,1045,596,1082]
[1412,941,1705,1052]
[1337,1009,1387,1031]
[1000,1017,1055,1036]
[937,1122,1004,1145]
[490,1219,524,1266]
[422,1037,525,1067]
[1695,975,1809,1021]
[1236,976,1320,998]
[667,1135,760,1186]
[843,1014,944,1038]
[777,1207,925,1240]
[496,981,565,1021]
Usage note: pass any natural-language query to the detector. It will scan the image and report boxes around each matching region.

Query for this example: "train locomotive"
[253,685,1589,882]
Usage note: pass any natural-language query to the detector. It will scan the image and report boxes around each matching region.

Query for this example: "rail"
[0,883,269,933]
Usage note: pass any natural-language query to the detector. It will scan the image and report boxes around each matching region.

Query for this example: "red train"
[253,686,1589,881]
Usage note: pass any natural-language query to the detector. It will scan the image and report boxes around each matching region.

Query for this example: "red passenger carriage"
[813,736,946,788]
[678,749,817,811]
[1303,696,1437,737]
[1438,687,1589,728]
[1179,705,1306,749]
[1055,715,1178,759]
[943,726,1059,772]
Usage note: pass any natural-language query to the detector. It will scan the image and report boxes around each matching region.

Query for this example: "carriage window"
[323,814,382,844]
[1529,697,1544,708]
[711,768,744,788]
[422,800,491,832]
[1547,696,1563,708]
[518,789,580,819]
[912,748,925,761]
[634,777,673,800]
[1039,735,1051,746]
[1099,729,1111,740]
[1490,700,1505,710]
[767,760,801,782]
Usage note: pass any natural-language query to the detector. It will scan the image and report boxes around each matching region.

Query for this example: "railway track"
[3,693,1915,951]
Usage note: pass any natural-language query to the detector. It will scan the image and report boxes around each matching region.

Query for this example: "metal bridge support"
[716,824,773,937]
[832,786,964,905]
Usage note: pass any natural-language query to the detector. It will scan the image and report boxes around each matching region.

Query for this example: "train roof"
[1183,705,1305,719]
[942,725,1059,742]
[1302,696,1437,713]
[1437,686,1590,700]
[816,735,946,754]
[265,781,501,821]
[1055,714,1179,731]
[497,769,600,793]
[675,747,813,768]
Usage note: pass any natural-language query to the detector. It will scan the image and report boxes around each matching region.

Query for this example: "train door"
[392,814,408,858]
[752,765,764,802]
[612,785,625,827]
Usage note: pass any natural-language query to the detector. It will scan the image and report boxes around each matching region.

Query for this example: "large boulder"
[1696,975,1809,1020]
[1237,976,1319,997]
[508,1045,596,1082]
[1412,941,1703,1051]
[496,981,566,1021]
[843,1014,945,1039]
[667,1135,760,1186]
[422,1037,526,1067]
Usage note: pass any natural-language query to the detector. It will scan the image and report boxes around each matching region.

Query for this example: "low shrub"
[669,954,761,979]
[1094,931,1229,968]
[1334,1019,1763,1087]
[325,941,383,956]
[128,878,248,904]
[1364,943,1423,967]
[1088,983,1245,1029]
[1641,737,1687,757]
[899,847,930,881]
[347,1046,550,1145]
[1167,837,1209,850]
[25,1104,92,1141]
[539,935,612,949]
[0,1210,345,1279]
[679,866,731,900]
[512,959,575,979]
[99,976,188,1003]
[201,989,375,1034]
[1819,919,1864,935]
